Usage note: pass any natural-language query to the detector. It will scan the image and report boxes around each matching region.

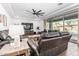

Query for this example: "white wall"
[12,18,44,32]
[0,4,44,32]
[33,20,44,32]
[0,4,13,26]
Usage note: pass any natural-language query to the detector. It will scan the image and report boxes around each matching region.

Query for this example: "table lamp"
[9,25,24,47]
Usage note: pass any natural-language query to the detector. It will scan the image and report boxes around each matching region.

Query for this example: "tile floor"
[59,42,78,56]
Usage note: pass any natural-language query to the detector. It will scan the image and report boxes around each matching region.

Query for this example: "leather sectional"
[27,32,71,56]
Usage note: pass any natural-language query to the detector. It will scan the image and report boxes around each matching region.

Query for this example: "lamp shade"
[9,25,24,37]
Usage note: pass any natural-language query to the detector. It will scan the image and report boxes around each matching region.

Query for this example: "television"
[21,23,33,31]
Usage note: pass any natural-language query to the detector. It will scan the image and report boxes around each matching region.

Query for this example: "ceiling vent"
[58,3,63,5]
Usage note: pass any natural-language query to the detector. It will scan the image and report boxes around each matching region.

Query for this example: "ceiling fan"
[24,9,45,17]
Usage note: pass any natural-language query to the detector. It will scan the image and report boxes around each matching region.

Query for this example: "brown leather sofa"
[27,32,71,56]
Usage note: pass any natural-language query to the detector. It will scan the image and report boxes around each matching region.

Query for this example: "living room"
[0,3,78,56]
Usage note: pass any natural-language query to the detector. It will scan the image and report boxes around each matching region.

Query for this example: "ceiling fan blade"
[37,10,42,13]
[40,14,43,16]
[37,15,39,17]
[39,12,45,14]
[32,9,36,13]
[37,12,45,15]
[37,13,43,16]
[24,10,33,13]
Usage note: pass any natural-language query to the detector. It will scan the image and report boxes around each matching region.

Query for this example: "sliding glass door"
[64,18,78,41]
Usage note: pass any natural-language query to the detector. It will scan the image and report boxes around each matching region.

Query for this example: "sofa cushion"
[41,32,60,39]
[59,32,69,36]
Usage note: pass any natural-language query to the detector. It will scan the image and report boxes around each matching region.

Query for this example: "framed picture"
[0,15,7,26]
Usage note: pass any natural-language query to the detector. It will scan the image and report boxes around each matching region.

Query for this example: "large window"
[52,18,78,41]
[48,13,78,43]
[64,19,78,34]
[53,20,63,31]
[64,19,78,40]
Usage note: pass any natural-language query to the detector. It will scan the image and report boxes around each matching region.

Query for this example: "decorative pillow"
[6,36,14,43]
[0,30,8,41]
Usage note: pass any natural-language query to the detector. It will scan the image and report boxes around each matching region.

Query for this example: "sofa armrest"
[0,41,9,49]
[27,39,39,56]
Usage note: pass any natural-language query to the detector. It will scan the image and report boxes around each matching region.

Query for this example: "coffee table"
[0,38,30,56]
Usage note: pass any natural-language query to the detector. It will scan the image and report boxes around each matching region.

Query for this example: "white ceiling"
[1,3,77,20]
